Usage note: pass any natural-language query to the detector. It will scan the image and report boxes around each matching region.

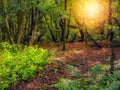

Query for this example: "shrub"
[52,64,120,90]
[107,81,120,90]
[0,42,52,90]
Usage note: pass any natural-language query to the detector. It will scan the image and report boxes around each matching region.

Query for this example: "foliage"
[113,71,120,80]
[52,78,90,90]
[107,81,120,90]
[0,42,52,90]
[0,0,120,44]
[66,64,82,77]
[52,64,120,90]
[52,78,73,90]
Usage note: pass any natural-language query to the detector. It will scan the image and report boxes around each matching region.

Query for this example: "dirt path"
[54,42,120,72]
[14,42,120,90]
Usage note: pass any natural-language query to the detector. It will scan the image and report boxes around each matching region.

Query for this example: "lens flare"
[83,0,101,20]
[72,0,109,28]
[86,2,99,18]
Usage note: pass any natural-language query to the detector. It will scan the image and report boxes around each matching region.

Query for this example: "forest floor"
[14,42,120,90]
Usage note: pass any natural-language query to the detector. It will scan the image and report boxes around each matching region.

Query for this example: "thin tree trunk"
[44,16,56,43]
[17,15,26,44]
[79,29,84,42]
[62,0,67,50]
[29,8,39,46]
[29,8,34,38]
[2,0,14,43]
[17,0,26,44]
[108,0,114,74]
[86,29,102,48]
[99,22,105,39]
[66,9,71,40]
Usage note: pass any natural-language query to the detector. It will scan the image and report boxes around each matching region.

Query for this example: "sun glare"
[72,0,109,27]
[86,3,99,18]
[84,1,100,19]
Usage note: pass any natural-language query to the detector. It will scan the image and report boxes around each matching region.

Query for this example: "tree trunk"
[86,30,102,48]
[29,8,39,46]
[2,0,14,43]
[44,16,56,43]
[99,22,105,39]
[108,0,114,74]
[17,0,26,44]
[62,0,67,50]
[79,29,84,41]
[66,9,71,40]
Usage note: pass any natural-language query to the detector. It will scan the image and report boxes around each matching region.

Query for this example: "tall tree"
[108,0,115,74]
[2,0,14,43]
[17,0,26,44]
[62,0,67,50]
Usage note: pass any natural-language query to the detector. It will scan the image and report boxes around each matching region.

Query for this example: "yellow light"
[84,1,100,20]
[86,3,99,18]
[72,0,109,28]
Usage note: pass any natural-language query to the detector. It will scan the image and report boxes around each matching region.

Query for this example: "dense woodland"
[0,0,119,49]
[0,0,120,90]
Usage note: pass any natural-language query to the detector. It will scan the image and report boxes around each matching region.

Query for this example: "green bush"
[113,71,120,80]
[52,64,120,90]
[0,42,52,90]
[66,64,82,77]
[90,64,104,76]
[107,81,120,90]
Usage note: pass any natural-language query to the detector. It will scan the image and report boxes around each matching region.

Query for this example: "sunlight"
[86,2,99,18]
[72,0,109,28]
[84,1,100,20]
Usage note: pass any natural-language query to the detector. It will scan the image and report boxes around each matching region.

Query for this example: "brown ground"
[12,42,120,90]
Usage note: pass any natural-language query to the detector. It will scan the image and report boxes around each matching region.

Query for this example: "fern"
[90,64,104,76]
[53,64,120,90]
[52,78,72,90]
[107,81,120,90]
[66,64,82,77]
[113,71,120,80]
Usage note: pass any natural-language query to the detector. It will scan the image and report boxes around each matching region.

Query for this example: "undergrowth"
[52,64,120,90]
[0,42,53,90]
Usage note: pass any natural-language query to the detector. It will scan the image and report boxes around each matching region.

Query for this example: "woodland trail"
[53,42,120,72]
[15,42,120,90]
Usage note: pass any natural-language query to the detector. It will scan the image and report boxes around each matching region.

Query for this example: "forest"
[0,0,120,90]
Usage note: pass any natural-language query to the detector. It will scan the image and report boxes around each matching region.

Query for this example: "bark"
[17,15,26,44]
[53,17,59,41]
[2,0,14,43]
[108,0,114,74]
[59,15,64,41]
[29,8,39,46]
[86,29,102,48]
[99,22,104,35]
[66,9,71,40]
[79,29,84,41]
[62,0,67,50]
[17,0,26,44]
[44,16,57,43]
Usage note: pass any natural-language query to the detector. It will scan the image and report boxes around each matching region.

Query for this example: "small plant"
[113,71,120,80]
[52,78,89,90]
[66,64,82,77]
[107,81,120,90]
[52,64,120,90]
[98,74,114,88]
[52,78,73,90]
[90,64,104,77]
